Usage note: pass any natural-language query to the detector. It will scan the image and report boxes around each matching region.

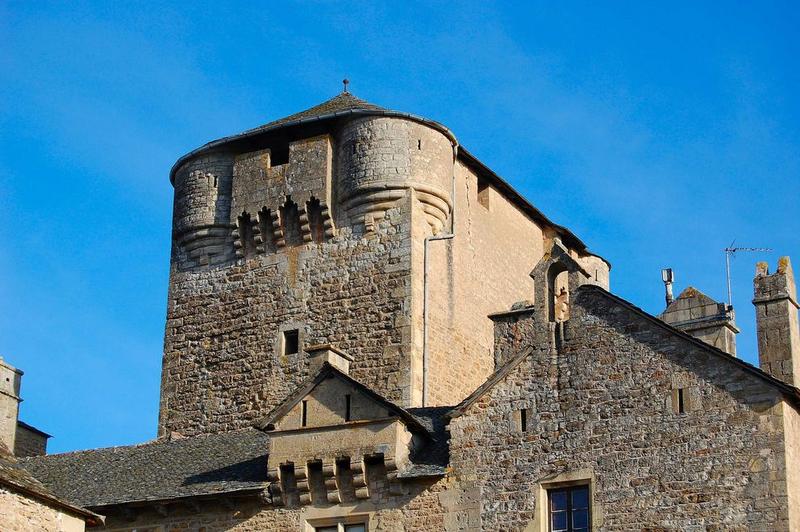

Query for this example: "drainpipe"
[422,142,459,407]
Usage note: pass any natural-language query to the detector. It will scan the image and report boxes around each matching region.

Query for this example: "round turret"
[171,153,235,267]
[336,117,453,232]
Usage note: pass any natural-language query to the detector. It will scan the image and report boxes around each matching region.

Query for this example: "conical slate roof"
[242,91,389,135]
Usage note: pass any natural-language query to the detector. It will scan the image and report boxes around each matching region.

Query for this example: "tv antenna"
[724,241,772,306]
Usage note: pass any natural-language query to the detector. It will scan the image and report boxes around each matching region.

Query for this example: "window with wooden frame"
[548,485,590,532]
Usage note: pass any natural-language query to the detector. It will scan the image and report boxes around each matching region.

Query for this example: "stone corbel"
[352,458,370,500]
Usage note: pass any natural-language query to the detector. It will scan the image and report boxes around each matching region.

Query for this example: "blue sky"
[1,1,798,453]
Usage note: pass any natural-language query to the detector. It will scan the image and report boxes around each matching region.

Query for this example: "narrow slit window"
[345,394,352,422]
[520,408,528,432]
[301,400,308,427]
[417,139,422,150]
[283,329,299,356]
[672,387,689,414]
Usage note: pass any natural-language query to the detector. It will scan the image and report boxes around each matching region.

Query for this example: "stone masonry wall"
[0,486,85,532]
[159,201,415,437]
[95,478,453,532]
[448,287,794,531]
[14,424,47,458]
[423,162,544,407]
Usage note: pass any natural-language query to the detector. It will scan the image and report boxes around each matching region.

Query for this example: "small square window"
[283,329,299,355]
[548,485,590,532]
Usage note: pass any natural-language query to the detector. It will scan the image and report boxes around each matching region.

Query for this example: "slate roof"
[0,442,102,523]
[240,92,388,135]
[20,404,452,510]
[403,406,452,477]
[21,429,269,509]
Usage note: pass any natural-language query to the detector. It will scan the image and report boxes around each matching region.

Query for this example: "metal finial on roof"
[342,78,350,93]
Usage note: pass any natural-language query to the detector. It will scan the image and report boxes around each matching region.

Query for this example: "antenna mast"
[723,242,772,306]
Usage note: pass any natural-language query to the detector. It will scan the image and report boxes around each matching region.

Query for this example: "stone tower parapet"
[231,136,335,258]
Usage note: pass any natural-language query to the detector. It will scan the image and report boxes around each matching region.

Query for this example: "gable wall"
[448,290,792,530]
[276,377,392,431]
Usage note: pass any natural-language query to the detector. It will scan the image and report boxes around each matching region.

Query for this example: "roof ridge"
[20,428,264,461]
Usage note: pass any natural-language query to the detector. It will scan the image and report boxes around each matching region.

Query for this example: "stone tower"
[159,92,609,437]
[0,357,22,451]
[754,257,800,385]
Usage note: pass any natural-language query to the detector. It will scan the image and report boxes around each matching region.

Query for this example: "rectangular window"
[345,394,352,422]
[283,329,299,355]
[520,408,528,432]
[301,400,308,427]
[677,388,685,414]
[549,485,590,532]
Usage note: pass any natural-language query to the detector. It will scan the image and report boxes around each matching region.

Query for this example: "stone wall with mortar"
[422,161,550,407]
[159,200,416,437]
[448,287,796,531]
[14,424,48,458]
[161,113,602,435]
[171,153,236,268]
[0,486,86,532]
[93,478,456,532]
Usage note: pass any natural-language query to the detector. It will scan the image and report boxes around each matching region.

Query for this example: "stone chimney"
[306,344,353,375]
[753,257,800,385]
[660,287,739,355]
[0,357,23,452]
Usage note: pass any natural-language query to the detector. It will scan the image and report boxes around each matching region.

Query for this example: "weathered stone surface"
[449,286,797,530]
[0,486,86,532]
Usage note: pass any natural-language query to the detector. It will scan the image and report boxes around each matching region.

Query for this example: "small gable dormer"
[255,359,430,507]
